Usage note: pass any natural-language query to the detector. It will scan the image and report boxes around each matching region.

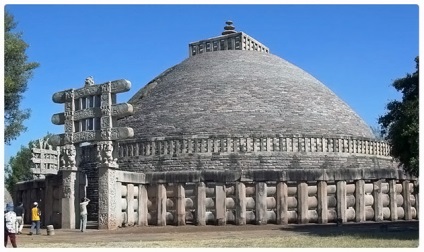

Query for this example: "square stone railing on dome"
[189,32,270,57]
[111,170,418,227]
[118,135,391,158]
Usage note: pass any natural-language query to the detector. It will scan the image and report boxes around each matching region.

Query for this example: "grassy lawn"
[18,232,419,248]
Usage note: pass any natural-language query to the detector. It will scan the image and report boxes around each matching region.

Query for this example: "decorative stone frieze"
[118,135,391,158]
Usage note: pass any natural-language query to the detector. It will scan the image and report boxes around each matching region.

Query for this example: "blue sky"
[3,4,419,164]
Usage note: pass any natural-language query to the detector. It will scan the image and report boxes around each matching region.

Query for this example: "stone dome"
[121,50,374,140]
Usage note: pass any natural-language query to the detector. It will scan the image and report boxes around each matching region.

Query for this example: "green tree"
[4,144,33,195]
[4,11,39,145]
[379,57,419,177]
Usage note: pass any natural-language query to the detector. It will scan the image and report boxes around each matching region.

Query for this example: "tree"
[4,144,33,195]
[379,57,419,177]
[4,11,39,145]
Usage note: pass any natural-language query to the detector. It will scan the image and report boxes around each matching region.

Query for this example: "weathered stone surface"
[52,103,133,125]
[121,50,373,139]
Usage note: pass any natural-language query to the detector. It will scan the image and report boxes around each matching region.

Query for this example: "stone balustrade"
[118,135,391,159]
[113,171,417,227]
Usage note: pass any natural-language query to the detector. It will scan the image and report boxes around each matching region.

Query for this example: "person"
[4,202,18,247]
[14,202,24,235]
[79,197,90,232]
[29,202,41,235]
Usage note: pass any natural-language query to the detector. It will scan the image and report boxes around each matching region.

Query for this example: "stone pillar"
[175,183,186,226]
[317,181,328,224]
[127,183,135,226]
[195,182,206,225]
[60,169,78,229]
[115,181,122,227]
[297,182,308,224]
[355,180,365,222]
[402,180,412,220]
[235,182,246,225]
[373,180,383,222]
[98,165,118,230]
[138,184,148,226]
[276,181,288,225]
[389,179,398,221]
[336,181,346,223]
[156,184,167,226]
[255,182,267,225]
[215,184,226,225]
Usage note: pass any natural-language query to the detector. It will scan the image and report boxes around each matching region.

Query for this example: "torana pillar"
[59,144,78,229]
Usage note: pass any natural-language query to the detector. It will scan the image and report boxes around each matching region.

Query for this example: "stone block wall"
[15,173,63,227]
[117,135,393,174]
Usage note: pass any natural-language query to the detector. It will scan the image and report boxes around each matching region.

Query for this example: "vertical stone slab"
[255,182,267,225]
[156,184,167,226]
[414,180,419,219]
[175,183,186,226]
[195,182,206,226]
[389,179,398,221]
[402,180,412,220]
[276,182,288,225]
[138,184,148,226]
[317,181,328,224]
[297,182,308,224]
[355,180,365,222]
[373,180,383,222]
[60,170,77,229]
[115,181,122,227]
[235,182,246,225]
[215,184,226,225]
[126,183,135,226]
[336,181,346,223]
[98,166,118,230]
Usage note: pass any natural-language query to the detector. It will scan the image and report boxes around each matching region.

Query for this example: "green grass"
[18,233,419,248]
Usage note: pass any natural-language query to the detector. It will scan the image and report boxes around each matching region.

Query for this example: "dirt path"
[9,221,419,247]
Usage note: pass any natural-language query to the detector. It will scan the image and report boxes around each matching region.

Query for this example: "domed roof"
[121,50,373,139]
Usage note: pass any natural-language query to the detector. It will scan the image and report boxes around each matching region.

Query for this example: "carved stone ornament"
[97,141,117,165]
[62,173,73,198]
[85,76,95,86]
[61,144,77,169]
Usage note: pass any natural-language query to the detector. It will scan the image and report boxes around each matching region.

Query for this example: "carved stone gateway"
[51,77,134,229]
[30,138,60,179]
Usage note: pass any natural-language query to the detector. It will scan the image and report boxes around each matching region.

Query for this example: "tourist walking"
[80,197,90,232]
[29,202,41,235]
[4,202,18,247]
[14,202,24,234]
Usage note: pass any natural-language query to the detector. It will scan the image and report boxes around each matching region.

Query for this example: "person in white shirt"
[4,203,18,248]
[79,197,90,232]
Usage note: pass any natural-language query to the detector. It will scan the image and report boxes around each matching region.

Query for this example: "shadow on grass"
[278,220,419,241]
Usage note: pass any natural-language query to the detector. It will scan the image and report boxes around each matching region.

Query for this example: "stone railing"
[118,135,391,158]
[113,170,418,227]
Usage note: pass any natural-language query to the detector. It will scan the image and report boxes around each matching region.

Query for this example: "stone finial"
[85,76,94,86]
[222,20,236,35]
